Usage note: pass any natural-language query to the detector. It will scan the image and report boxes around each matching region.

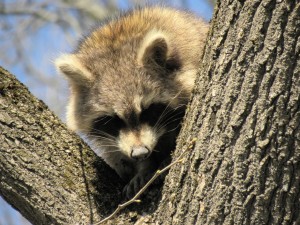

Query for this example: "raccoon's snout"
[130,146,150,160]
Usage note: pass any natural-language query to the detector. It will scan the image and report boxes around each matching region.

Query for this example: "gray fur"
[56,7,209,198]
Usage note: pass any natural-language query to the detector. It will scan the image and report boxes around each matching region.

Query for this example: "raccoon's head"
[56,29,196,161]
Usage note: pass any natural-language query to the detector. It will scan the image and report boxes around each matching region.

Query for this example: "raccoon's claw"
[122,172,152,199]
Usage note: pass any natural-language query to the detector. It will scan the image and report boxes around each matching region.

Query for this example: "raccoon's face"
[56,29,195,160]
[76,63,187,161]
[90,101,186,160]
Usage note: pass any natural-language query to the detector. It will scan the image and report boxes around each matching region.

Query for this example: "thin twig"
[93,137,197,225]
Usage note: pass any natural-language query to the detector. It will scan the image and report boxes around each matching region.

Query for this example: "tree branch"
[0,67,123,224]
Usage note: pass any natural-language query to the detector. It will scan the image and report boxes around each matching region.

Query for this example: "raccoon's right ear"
[137,30,170,69]
[55,54,93,85]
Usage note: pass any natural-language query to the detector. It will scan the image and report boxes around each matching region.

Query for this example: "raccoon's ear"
[55,54,93,84]
[137,30,171,70]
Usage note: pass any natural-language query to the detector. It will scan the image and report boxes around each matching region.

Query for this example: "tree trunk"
[1,0,299,225]
[147,0,300,224]
[0,67,123,224]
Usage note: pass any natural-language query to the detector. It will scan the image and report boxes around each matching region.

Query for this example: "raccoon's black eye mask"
[91,115,125,137]
[140,103,168,126]
[91,104,167,136]
[91,103,185,137]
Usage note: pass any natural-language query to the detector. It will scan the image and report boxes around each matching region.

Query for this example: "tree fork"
[0,0,299,224]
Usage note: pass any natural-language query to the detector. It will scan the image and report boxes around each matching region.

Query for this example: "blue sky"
[0,1,213,224]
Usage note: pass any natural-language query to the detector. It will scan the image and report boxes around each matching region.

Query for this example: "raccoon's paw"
[123,171,153,199]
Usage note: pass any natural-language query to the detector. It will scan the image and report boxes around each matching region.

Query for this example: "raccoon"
[55,7,208,198]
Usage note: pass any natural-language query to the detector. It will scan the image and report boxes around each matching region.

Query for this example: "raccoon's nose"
[130,146,150,160]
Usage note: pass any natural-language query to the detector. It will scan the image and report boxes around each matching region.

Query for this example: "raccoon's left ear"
[55,54,93,85]
[137,30,180,72]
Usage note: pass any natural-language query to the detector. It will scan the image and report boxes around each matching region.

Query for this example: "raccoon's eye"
[91,115,125,137]
[140,103,167,126]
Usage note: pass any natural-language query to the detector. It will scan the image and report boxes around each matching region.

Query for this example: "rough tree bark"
[0,0,299,225]
[0,67,123,224]
[146,0,300,224]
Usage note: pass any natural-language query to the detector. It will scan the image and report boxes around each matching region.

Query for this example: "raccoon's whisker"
[91,140,119,148]
[93,115,110,122]
[172,89,184,99]
[156,117,183,133]
[86,132,115,140]
[165,112,184,123]
[102,117,114,125]
[157,110,182,126]
[102,150,123,154]
[94,144,119,148]
[154,102,185,130]
[173,104,186,110]
[154,107,171,129]
[161,123,182,135]
[162,103,185,115]
[161,104,185,119]
[89,129,117,140]
[153,90,184,128]
[86,131,115,138]
[155,109,185,130]
[86,134,116,143]
[157,118,180,133]
[154,106,178,130]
